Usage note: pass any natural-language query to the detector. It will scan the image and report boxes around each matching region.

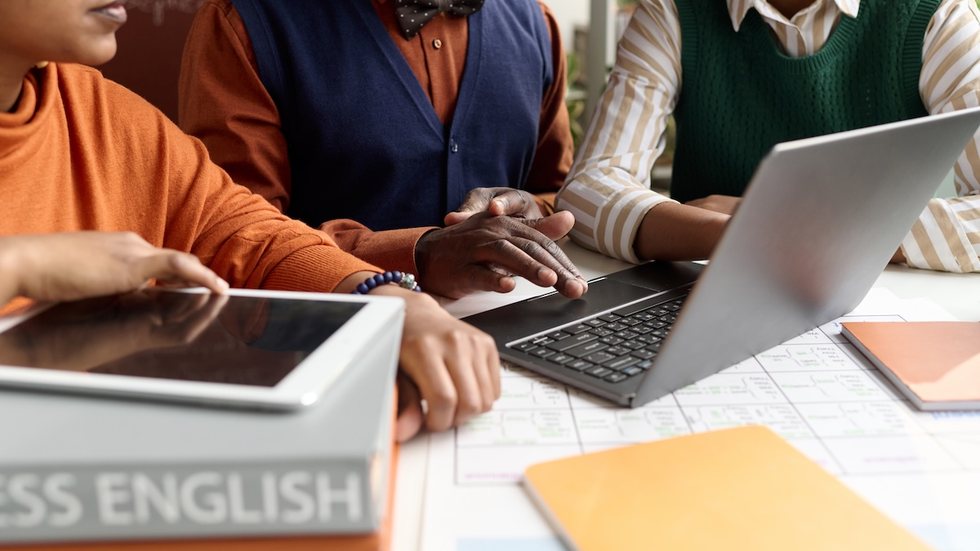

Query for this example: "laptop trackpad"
[465,278,673,345]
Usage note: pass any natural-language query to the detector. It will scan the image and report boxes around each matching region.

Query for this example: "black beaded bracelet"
[352,271,422,295]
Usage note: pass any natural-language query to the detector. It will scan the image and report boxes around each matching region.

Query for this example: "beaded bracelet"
[352,271,422,295]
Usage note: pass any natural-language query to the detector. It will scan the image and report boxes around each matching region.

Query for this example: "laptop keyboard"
[507,296,687,385]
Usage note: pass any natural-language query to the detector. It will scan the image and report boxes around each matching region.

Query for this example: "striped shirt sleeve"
[901,0,980,273]
[556,0,680,263]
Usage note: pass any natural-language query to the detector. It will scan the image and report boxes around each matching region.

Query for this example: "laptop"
[466,109,980,407]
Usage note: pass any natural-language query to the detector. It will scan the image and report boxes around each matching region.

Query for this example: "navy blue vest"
[231,0,553,230]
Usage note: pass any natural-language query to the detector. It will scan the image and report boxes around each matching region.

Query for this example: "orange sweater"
[0,64,379,293]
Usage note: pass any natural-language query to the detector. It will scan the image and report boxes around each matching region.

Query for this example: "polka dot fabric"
[394,0,485,39]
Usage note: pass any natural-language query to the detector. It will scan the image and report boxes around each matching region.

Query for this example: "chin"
[75,39,118,67]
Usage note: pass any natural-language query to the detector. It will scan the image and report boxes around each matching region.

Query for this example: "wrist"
[335,271,381,294]
[339,270,423,296]
[414,229,439,279]
[635,202,729,261]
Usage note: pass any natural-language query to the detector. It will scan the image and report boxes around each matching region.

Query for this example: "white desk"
[393,240,980,551]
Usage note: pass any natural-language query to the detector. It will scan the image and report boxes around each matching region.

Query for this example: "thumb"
[444,210,476,226]
[522,210,575,240]
[444,189,495,225]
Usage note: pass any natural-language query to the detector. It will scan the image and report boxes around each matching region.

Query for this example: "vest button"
[432,39,443,50]
[450,141,459,154]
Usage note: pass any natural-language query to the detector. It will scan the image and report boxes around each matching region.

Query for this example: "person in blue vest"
[180,0,588,300]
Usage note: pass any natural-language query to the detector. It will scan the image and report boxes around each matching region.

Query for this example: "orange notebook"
[843,321,980,410]
[523,427,929,551]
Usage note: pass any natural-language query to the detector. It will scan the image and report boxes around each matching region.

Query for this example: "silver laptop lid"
[634,108,980,405]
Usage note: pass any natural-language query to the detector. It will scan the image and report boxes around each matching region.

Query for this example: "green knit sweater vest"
[670,0,940,203]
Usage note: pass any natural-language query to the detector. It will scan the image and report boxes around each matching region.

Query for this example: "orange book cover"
[843,321,980,410]
[524,426,929,551]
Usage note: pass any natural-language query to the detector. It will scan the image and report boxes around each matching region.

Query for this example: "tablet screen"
[0,290,364,387]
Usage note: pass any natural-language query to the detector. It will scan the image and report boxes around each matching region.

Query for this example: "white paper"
[419,294,980,551]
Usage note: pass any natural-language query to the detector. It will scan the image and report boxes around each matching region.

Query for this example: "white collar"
[725,0,861,32]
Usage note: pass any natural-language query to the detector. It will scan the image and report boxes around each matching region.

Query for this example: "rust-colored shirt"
[0,64,379,296]
[179,0,573,275]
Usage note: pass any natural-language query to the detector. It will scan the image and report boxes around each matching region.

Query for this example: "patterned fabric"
[557,0,980,273]
[394,0,484,39]
[668,0,933,203]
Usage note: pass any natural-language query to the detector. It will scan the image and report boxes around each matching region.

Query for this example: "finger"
[444,210,477,226]
[487,189,532,218]
[510,217,584,277]
[475,239,558,288]
[523,211,575,241]
[493,221,588,298]
[444,332,485,426]
[448,189,495,217]
[403,344,458,433]
[473,333,498,410]
[460,265,517,295]
[510,237,589,299]
[395,376,425,442]
[139,252,229,295]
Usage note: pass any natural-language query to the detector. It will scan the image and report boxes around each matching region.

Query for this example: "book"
[523,426,929,551]
[1,442,399,551]
[0,317,400,544]
[843,321,980,410]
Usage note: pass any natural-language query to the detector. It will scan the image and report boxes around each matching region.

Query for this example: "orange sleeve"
[527,2,575,215]
[126,82,380,292]
[167,134,380,293]
[179,0,434,276]
[318,221,433,276]
[178,0,291,212]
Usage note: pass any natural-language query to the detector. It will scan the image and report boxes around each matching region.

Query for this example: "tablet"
[0,288,404,410]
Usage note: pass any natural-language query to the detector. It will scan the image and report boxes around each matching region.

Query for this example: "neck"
[0,56,33,113]
[766,0,820,19]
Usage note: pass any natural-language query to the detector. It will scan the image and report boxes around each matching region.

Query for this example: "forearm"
[319,220,433,275]
[178,0,292,210]
[634,202,729,261]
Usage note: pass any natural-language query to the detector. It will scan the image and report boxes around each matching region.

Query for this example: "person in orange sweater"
[0,0,500,441]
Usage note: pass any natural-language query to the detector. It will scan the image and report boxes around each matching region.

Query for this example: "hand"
[415,211,588,300]
[0,232,229,304]
[444,187,544,225]
[685,195,742,216]
[371,285,501,438]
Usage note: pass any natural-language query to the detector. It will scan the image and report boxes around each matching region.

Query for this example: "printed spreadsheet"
[421,291,980,551]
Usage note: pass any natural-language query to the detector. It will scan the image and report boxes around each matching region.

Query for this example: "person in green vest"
[550,0,980,273]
